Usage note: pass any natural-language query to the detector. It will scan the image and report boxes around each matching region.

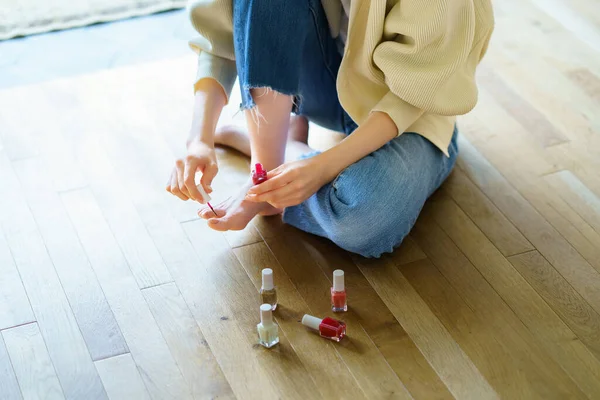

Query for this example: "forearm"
[319,111,399,179]
[187,78,227,147]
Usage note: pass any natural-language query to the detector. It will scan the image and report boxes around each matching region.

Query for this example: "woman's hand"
[245,155,335,209]
[166,140,218,202]
[166,79,226,202]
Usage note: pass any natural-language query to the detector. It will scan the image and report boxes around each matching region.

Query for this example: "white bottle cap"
[261,268,274,290]
[260,304,273,325]
[195,184,212,204]
[301,314,322,331]
[333,269,345,292]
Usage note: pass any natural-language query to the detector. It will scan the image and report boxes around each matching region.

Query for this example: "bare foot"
[198,196,281,231]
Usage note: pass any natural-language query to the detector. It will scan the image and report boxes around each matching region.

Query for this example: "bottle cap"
[195,184,212,204]
[333,270,344,292]
[254,163,265,176]
[301,314,322,331]
[261,268,274,290]
[260,304,273,325]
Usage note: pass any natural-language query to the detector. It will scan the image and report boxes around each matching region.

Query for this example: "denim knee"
[326,201,411,258]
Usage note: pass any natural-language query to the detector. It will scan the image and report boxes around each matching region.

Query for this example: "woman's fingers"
[183,159,203,201]
[251,181,298,204]
[247,168,292,196]
[167,169,189,201]
[199,162,218,196]
[176,160,192,199]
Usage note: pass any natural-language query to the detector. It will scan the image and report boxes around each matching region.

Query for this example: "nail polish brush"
[196,184,218,217]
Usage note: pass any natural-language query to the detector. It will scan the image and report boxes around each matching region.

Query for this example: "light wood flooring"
[1,0,600,398]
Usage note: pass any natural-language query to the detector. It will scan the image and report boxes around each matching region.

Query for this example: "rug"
[0,0,187,40]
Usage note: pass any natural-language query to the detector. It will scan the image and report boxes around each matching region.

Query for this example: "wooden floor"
[1,0,600,399]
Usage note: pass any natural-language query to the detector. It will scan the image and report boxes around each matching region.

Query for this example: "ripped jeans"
[232,0,458,257]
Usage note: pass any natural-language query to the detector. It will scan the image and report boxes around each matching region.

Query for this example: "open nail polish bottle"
[252,163,268,185]
[301,314,346,342]
[331,269,347,312]
[260,268,277,311]
[257,304,279,348]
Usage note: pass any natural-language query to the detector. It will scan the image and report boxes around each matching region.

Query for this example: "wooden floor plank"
[390,236,428,266]
[12,157,128,361]
[477,66,569,147]
[566,68,600,104]
[401,258,542,399]
[0,335,23,400]
[223,220,264,249]
[2,323,64,400]
[354,254,498,400]
[0,155,107,400]
[254,219,415,399]
[528,0,600,54]
[0,229,34,330]
[520,178,600,275]
[288,231,453,400]
[183,220,328,400]
[444,169,534,257]
[457,136,600,315]
[95,354,151,400]
[234,241,414,400]
[142,282,234,399]
[424,192,600,397]
[66,134,173,289]
[545,171,600,236]
[508,251,600,360]
[60,189,191,400]
[0,90,41,161]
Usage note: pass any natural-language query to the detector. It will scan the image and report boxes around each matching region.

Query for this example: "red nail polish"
[252,163,268,185]
[331,269,347,312]
[302,314,346,342]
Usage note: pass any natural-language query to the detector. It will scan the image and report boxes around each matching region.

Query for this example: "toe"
[207,218,239,232]
[198,207,226,219]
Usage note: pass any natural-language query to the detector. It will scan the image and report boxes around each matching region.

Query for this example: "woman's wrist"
[316,149,347,182]
[187,123,216,149]
[318,112,399,179]
[187,78,226,150]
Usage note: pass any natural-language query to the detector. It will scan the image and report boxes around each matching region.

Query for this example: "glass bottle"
[331,269,347,312]
[301,314,346,342]
[260,268,277,311]
[257,304,279,348]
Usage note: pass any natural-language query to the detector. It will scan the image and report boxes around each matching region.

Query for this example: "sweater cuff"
[193,52,237,103]
[372,91,425,136]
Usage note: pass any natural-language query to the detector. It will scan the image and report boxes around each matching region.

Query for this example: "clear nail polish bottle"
[331,269,347,312]
[260,268,277,311]
[257,304,279,348]
[302,314,346,342]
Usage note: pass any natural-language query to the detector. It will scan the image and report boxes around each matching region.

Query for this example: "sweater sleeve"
[188,0,237,101]
[371,0,493,133]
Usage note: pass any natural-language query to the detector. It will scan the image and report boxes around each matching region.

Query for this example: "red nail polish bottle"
[252,163,268,185]
[331,269,347,312]
[302,314,346,342]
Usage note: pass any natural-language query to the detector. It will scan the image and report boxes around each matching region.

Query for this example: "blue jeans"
[233,0,458,257]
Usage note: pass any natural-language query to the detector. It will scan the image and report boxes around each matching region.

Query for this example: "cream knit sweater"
[188,0,494,156]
